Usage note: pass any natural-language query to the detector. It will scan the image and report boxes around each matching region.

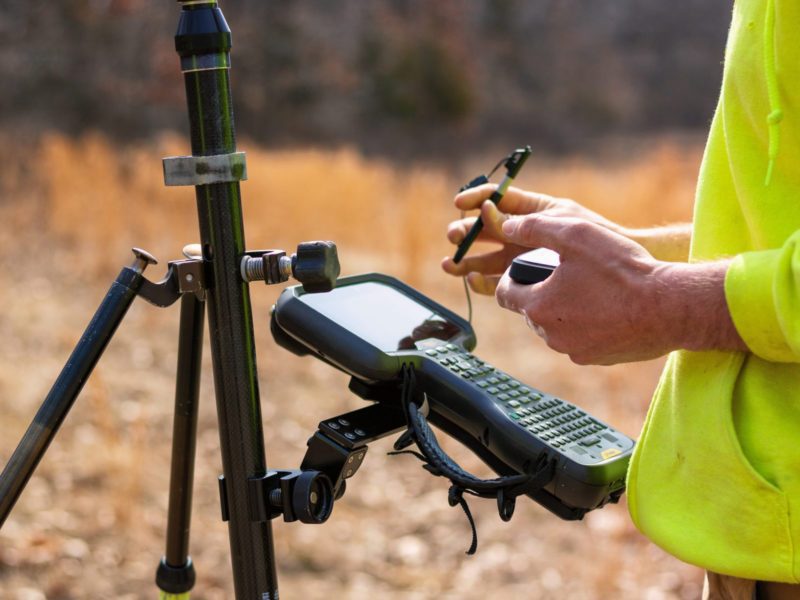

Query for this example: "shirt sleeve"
[725,230,800,362]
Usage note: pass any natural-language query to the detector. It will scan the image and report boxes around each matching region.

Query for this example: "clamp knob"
[292,241,340,293]
[241,241,340,293]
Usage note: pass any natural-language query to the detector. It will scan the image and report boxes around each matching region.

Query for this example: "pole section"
[173,2,278,597]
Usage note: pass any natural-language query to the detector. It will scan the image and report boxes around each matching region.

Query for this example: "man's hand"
[442,197,526,294]
[442,184,691,295]
[494,214,747,365]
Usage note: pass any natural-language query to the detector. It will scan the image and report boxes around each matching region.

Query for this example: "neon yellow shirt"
[627,0,800,583]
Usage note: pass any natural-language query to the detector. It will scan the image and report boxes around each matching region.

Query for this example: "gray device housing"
[271,274,634,516]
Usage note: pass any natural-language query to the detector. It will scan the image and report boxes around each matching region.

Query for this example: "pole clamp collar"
[163,152,247,186]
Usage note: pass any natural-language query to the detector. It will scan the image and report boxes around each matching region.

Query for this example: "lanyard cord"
[389,364,555,554]
[459,151,515,323]
[461,206,474,324]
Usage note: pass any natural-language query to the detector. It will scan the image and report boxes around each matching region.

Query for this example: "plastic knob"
[292,241,340,293]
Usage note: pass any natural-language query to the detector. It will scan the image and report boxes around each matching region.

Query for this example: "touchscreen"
[298,281,462,352]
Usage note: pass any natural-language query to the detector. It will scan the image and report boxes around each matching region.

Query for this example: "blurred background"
[0,1,730,598]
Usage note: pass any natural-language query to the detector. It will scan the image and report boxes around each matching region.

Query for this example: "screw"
[182,243,202,260]
[130,248,158,274]
[240,256,266,282]
[240,251,292,284]
[278,255,293,280]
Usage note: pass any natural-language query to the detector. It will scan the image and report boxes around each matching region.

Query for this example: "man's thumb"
[501,213,560,250]
[503,215,541,241]
[502,217,521,237]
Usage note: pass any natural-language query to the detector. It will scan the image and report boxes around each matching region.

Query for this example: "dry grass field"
[0,133,704,599]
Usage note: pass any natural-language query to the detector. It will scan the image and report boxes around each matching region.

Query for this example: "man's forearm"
[624,223,693,263]
[656,260,748,353]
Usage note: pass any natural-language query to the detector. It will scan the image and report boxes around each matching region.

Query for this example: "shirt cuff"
[725,246,799,362]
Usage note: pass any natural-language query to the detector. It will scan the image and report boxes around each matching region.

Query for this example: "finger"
[447,216,477,244]
[501,214,591,257]
[495,271,545,313]
[466,272,501,295]
[447,199,519,246]
[480,200,510,242]
[454,183,498,210]
[447,216,505,245]
[454,184,529,213]
[447,218,505,245]
[456,185,556,215]
[442,249,513,277]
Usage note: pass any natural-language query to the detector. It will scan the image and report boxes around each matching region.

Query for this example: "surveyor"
[443,1,800,598]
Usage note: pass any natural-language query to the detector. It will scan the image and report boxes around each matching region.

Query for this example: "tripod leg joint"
[138,258,207,306]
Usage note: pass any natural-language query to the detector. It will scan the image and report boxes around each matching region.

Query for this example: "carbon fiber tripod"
[0,2,339,597]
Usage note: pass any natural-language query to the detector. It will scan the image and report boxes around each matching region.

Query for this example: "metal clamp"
[247,470,334,525]
[163,152,247,187]
[138,258,207,307]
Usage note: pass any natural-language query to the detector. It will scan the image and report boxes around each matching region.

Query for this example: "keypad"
[428,345,627,463]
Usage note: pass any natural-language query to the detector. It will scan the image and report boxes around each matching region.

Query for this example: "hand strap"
[389,364,554,554]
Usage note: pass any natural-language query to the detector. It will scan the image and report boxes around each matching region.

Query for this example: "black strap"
[448,486,478,555]
[389,364,555,554]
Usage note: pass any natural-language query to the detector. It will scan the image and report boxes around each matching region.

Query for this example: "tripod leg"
[0,256,152,527]
[156,294,204,599]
